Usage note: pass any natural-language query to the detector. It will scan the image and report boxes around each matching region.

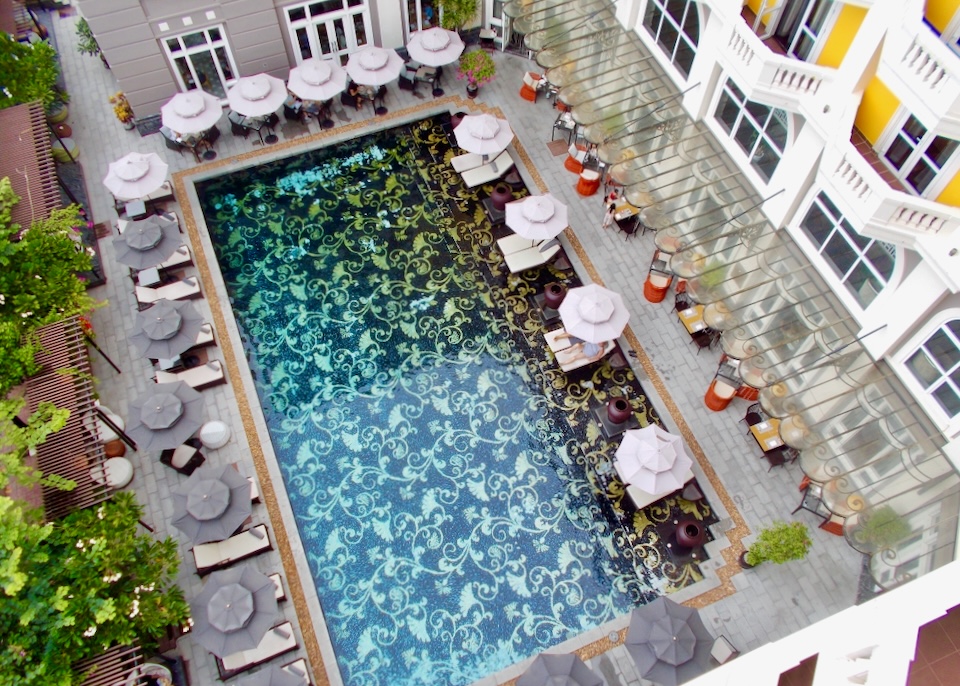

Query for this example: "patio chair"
[192,524,272,575]
[496,233,540,256]
[135,277,202,306]
[461,150,515,188]
[451,152,486,173]
[269,572,287,601]
[154,359,226,390]
[282,658,311,685]
[711,635,739,664]
[503,239,562,274]
[555,338,614,373]
[215,622,297,679]
[625,468,695,510]
[159,437,205,475]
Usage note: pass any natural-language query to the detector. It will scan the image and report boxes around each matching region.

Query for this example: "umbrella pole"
[85,333,122,374]
[95,406,138,451]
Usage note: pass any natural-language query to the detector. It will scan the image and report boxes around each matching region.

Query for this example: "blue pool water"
[197,117,650,685]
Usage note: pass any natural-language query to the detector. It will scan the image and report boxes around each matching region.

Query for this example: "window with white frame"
[799,191,895,308]
[883,115,959,196]
[642,0,699,78]
[713,78,789,182]
[905,320,960,419]
[786,0,833,61]
[163,25,237,98]
[406,0,437,33]
[285,0,372,65]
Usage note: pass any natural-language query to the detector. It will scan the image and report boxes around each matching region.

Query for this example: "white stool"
[199,420,231,449]
[89,457,134,489]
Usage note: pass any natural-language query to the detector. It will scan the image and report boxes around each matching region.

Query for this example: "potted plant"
[110,92,135,129]
[438,0,478,31]
[740,520,811,568]
[457,48,496,98]
[75,17,109,68]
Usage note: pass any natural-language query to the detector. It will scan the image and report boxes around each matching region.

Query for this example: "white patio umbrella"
[227,74,287,117]
[103,152,168,201]
[406,27,465,67]
[615,425,694,494]
[454,113,514,156]
[558,283,630,344]
[505,194,568,240]
[345,46,405,86]
[287,58,348,101]
[161,90,223,135]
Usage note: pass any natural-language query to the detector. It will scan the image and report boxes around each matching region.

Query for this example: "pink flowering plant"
[457,49,496,87]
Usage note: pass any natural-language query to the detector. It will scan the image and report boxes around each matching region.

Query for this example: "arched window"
[905,321,960,419]
[799,191,896,308]
[643,0,699,78]
[713,78,789,182]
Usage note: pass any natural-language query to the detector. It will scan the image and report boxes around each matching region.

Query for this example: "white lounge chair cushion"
[503,241,561,274]
[192,524,270,571]
[156,244,192,271]
[135,277,201,304]
[451,152,485,173]
[154,360,225,389]
[545,328,572,353]
[496,233,538,256]
[219,622,297,672]
[555,339,613,372]
[461,150,515,188]
[624,467,695,509]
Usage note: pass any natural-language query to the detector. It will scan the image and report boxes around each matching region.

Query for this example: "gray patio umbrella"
[129,299,205,360]
[625,597,715,686]
[517,653,603,686]
[126,381,204,451]
[171,464,252,544]
[190,566,279,658]
[236,664,306,686]
[112,214,183,269]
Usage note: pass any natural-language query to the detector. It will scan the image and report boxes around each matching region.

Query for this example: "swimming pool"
[197,116,666,685]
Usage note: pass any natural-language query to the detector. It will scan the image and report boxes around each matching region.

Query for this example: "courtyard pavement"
[47,9,863,686]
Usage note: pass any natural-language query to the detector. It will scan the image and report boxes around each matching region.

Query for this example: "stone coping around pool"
[172,98,746,686]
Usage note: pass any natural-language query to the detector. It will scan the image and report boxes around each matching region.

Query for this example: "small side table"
[200,420,231,449]
[90,457,134,489]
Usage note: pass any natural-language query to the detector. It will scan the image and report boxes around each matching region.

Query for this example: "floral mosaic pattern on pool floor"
[197,115,715,686]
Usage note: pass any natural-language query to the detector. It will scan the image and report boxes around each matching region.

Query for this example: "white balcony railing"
[885,22,960,133]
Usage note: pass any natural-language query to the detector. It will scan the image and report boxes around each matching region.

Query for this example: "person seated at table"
[342,81,363,110]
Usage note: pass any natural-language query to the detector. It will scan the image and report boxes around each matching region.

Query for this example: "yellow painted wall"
[855,77,900,145]
[935,170,960,207]
[815,4,867,68]
[745,0,764,17]
[925,0,960,35]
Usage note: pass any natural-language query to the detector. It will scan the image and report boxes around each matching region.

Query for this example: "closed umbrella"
[287,58,348,101]
[558,284,630,344]
[161,90,223,135]
[103,152,168,201]
[227,74,287,117]
[615,425,693,494]
[171,464,252,544]
[190,567,278,658]
[126,381,204,451]
[505,194,568,240]
[129,299,205,360]
[406,27,465,67]
[517,653,603,686]
[454,113,514,156]
[625,597,715,686]
[112,215,182,269]
[345,46,405,87]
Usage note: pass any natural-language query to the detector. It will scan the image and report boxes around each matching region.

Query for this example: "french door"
[285,0,373,65]
[163,25,238,99]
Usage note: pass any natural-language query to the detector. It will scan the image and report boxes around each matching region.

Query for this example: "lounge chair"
[156,244,192,271]
[268,573,287,601]
[496,233,539,256]
[192,524,272,575]
[159,437,205,475]
[545,327,577,353]
[451,152,485,173]
[555,339,614,373]
[135,277,202,306]
[503,238,562,274]
[623,467,695,510]
[461,150,515,188]
[216,622,298,679]
[282,659,311,685]
[154,359,226,390]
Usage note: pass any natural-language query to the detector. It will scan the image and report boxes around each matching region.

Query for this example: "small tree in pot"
[741,520,812,568]
[457,49,495,97]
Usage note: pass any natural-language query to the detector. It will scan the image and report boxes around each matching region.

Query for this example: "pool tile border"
[172,97,747,686]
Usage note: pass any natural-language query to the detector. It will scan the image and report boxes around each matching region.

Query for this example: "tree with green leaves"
[0,177,96,396]
[0,398,73,494]
[0,492,190,685]
[438,0,478,31]
[0,32,61,111]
